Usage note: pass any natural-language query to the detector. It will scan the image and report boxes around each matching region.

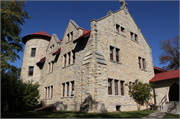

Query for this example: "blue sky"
[11,1,179,69]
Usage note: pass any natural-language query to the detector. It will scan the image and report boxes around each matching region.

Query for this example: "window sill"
[28,75,33,77]
[47,72,53,75]
[66,40,73,44]
[62,63,75,69]
[108,95,126,97]
[116,32,126,37]
[110,60,122,65]
[130,39,139,44]
[140,68,147,72]
[44,98,53,100]
[61,96,74,99]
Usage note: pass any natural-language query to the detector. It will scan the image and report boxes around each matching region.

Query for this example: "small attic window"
[135,34,138,41]
[116,24,120,33]
[121,27,125,35]
[71,32,73,40]
[130,32,133,40]
[67,34,70,42]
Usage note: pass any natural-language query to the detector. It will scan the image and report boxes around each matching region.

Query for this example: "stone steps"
[160,101,180,114]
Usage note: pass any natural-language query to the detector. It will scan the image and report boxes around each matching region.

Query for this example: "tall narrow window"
[51,62,54,72]
[63,83,65,97]
[48,62,51,73]
[71,32,73,40]
[110,46,114,60]
[73,51,75,64]
[67,82,69,97]
[116,49,119,62]
[121,27,125,35]
[108,79,112,95]
[71,81,74,96]
[142,58,146,69]
[67,34,70,42]
[130,32,133,40]
[45,87,47,99]
[31,48,36,57]
[135,34,138,41]
[51,86,53,98]
[64,54,66,67]
[115,80,118,95]
[138,57,141,69]
[29,66,34,76]
[68,52,71,65]
[48,86,50,98]
[116,24,120,33]
[120,81,124,95]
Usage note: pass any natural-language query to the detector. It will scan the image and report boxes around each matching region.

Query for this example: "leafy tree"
[159,34,179,71]
[1,1,30,71]
[125,79,155,110]
[2,66,40,111]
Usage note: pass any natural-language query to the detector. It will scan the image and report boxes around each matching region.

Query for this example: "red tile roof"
[22,31,51,44]
[149,69,179,82]
[73,29,91,43]
[153,66,166,72]
[36,57,46,64]
[52,48,61,55]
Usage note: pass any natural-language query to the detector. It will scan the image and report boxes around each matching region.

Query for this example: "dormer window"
[67,31,73,42]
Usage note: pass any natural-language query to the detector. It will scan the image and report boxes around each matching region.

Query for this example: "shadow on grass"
[1,110,157,118]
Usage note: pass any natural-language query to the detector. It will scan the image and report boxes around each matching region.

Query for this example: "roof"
[154,66,166,72]
[73,29,91,43]
[52,48,61,55]
[149,69,179,82]
[36,57,46,64]
[22,31,51,44]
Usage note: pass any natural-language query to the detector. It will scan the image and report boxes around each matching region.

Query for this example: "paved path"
[142,111,167,119]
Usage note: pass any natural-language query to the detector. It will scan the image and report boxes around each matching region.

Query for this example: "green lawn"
[1,110,157,118]
[163,113,179,118]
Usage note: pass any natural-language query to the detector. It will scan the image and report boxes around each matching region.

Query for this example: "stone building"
[150,67,179,114]
[21,1,154,112]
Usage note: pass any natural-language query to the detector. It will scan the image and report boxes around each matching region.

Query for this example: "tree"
[159,34,179,71]
[1,1,30,71]
[2,67,40,111]
[125,79,155,110]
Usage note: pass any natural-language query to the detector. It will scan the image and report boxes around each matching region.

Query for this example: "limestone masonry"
[21,2,155,112]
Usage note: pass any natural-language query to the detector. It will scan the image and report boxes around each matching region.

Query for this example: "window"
[63,51,75,67]
[116,24,120,33]
[45,85,53,99]
[71,32,73,40]
[130,31,138,42]
[115,80,118,95]
[138,57,141,69]
[110,46,120,62]
[71,81,74,96]
[68,52,71,65]
[120,81,124,95]
[31,48,36,57]
[121,27,125,35]
[67,34,70,42]
[110,46,114,60]
[108,79,112,95]
[62,81,74,97]
[116,105,121,111]
[28,66,34,76]
[139,57,146,70]
[63,83,65,97]
[116,49,119,62]
[64,54,66,67]
[130,32,133,40]
[48,62,53,73]
[73,51,75,64]
[67,82,69,96]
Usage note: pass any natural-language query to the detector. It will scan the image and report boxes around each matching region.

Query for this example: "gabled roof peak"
[69,19,83,29]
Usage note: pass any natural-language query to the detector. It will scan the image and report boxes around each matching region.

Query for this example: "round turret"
[21,31,51,82]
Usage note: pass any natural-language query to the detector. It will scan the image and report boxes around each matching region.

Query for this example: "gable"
[46,34,61,53]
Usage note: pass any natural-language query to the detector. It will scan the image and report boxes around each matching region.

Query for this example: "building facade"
[21,2,154,112]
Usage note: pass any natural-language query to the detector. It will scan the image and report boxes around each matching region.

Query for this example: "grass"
[1,110,157,118]
[163,113,179,118]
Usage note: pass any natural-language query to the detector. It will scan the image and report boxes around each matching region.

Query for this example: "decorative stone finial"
[119,0,128,14]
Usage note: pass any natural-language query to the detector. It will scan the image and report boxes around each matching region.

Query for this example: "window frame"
[120,81,124,96]
[110,46,114,61]
[28,66,34,76]
[115,80,119,95]
[31,48,36,57]
[108,79,112,95]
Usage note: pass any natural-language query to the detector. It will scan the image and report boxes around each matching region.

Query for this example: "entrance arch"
[169,83,179,101]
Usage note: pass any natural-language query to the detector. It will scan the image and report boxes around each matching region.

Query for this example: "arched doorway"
[169,83,179,101]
